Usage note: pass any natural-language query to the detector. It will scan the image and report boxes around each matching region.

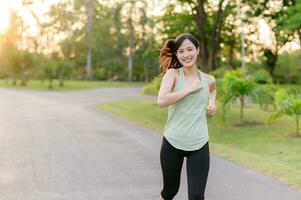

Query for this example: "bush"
[274,51,301,84]
[267,89,301,137]
[221,70,257,124]
[142,74,163,95]
[253,69,273,84]
[253,84,278,111]
[93,67,107,80]
[278,84,301,96]
[209,67,227,79]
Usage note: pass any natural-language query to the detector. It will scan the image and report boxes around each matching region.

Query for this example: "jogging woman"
[157,33,217,200]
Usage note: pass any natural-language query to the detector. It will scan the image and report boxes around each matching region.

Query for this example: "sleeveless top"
[163,67,210,151]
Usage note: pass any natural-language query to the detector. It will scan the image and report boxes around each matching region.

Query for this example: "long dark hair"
[160,33,199,73]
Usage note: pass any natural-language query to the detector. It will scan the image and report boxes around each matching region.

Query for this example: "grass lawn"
[0,79,145,91]
[99,99,301,191]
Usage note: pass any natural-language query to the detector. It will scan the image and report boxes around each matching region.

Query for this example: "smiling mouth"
[182,58,192,62]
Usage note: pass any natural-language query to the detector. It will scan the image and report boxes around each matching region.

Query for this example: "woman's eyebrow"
[178,47,194,51]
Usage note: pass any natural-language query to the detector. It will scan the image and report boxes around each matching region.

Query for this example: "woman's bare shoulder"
[164,68,179,79]
[203,73,216,91]
[165,68,178,75]
[203,73,216,82]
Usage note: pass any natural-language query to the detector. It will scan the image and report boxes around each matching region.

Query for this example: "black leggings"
[160,137,210,200]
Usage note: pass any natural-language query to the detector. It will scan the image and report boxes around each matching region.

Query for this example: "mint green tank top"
[163,67,210,151]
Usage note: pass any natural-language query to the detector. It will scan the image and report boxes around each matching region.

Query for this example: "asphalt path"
[0,87,300,200]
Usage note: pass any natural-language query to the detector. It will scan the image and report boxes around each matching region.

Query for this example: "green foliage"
[221,70,257,124]
[253,84,278,111]
[142,74,163,95]
[156,4,197,39]
[1,0,301,85]
[18,51,35,86]
[277,0,301,34]
[274,51,301,84]
[282,84,301,96]
[253,69,273,84]
[209,67,227,79]
[56,59,74,86]
[267,89,301,136]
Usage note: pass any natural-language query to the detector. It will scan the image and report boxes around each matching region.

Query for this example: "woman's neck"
[183,66,198,77]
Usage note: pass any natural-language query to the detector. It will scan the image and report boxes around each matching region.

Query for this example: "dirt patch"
[232,120,264,127]
[286,133,301,139]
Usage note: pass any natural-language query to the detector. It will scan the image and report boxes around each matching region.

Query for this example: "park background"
[0,0,301,192]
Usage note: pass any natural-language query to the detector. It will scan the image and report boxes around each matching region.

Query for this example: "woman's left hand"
[206,104,217,116]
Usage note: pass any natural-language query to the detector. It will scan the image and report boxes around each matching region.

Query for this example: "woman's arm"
[206,75,217,115]
[157,68,203,108]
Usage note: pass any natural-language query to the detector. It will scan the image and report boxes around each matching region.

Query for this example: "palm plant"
[267,89,301,137]
[253,84,278,111]
[222,71,257,124]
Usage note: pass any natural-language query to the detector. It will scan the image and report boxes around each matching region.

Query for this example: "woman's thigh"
[186,142,210,199]
[160,137,184,197]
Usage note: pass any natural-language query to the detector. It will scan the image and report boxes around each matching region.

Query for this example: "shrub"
[142,74,163,95]
[253,69,273,84]
[267,89,301,137]
[221,70,257,124]
[253,84,278,111]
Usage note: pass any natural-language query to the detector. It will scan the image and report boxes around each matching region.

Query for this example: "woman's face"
[176,39,199,68]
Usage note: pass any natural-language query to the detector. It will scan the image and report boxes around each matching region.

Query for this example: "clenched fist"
[206,104,217,117]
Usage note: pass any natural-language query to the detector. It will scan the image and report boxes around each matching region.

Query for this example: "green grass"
[99,99,301,191]
[0,79,145,91]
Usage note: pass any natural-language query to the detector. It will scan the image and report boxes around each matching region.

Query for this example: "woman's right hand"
[186,79,203,94]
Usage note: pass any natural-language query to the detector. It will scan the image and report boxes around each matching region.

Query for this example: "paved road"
[0,87,300,200]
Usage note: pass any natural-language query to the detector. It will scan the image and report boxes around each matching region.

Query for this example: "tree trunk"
[229,39,236,69]
[59,75,64,87]
[193,0,226,72]
[296,114,300,137]
[298,29,301,46]
[48,79,53,90]
[127,13,135,82]
[240,95,244,124]
[86,0,93,79]
[143,63,149,82]
[194,0,208,72]
[13,76,17,86]
[20,63,27,86]
[128,48,133,81]
[264,48,278,76]
[208,0,225,71]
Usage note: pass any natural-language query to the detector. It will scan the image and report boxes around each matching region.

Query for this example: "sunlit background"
[0,0,300,86]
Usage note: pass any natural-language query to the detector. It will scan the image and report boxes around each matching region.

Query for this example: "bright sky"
[0,0,168,33]
[0,0,59,35]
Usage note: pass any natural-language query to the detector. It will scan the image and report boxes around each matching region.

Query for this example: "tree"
[222,70,257,124]
[18,51,34,86]
[277,0,301,48]
[132,1,159,82]
[1,11,27,84]
[86,0,94,79]
[160,1,238,72]
[185,0,235,71]
[243,0,296,76]
[115,0,148,81]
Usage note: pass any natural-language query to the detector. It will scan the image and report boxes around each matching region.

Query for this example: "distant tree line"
[0,0,300,86]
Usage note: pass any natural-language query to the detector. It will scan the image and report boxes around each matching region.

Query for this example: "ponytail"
[160,39,182,74]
